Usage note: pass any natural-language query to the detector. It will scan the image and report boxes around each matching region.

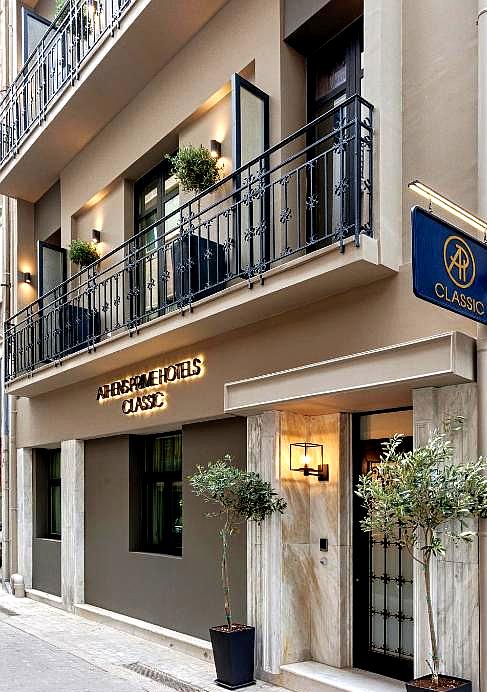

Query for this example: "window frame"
[130,432,183,557]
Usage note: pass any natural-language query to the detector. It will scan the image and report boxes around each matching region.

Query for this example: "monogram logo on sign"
[443,235,476,289]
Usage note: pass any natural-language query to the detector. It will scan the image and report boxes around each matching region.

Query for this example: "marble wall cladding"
[413,385,479,691]
[247,410,351,674]
[247,412,282,674]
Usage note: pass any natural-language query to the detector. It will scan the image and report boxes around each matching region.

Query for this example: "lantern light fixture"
[290,442,329,482]
[23,272,32,284]
[92,229,101,244]
[210,139,222,160]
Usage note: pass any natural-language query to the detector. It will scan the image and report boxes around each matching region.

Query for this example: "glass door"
[134,160,180,317]
[232,74,269,276]
[352,411,414,681]
[37,240,67,363]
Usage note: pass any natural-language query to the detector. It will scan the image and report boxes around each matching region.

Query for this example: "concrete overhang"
[6,236,394,398]
[224,331,476,415]
[0,0,228,202]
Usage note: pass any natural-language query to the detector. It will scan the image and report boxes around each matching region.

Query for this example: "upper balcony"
[5,96,392,396]
[0,0,228,201]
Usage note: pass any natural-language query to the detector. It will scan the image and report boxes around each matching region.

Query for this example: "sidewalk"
[0,590,283,692]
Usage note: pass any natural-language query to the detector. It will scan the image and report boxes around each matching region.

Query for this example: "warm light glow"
[303,454,311,466]
[408,180,487,235]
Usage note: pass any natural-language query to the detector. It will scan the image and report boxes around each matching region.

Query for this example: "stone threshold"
[26,588,65,610]
[74,602,214,663]
[277,662,404,692]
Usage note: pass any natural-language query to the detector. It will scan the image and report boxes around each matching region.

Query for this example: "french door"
[232,74,270,276]
[37,240,67,362]
[352,415,414,681]
[134,160,180,317]
[306,20,362,246]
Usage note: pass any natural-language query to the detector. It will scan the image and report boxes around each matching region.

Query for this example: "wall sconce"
[210,139,222,160]
[23,272,32,284]
[290,442,329,482]
[92,229,101,244]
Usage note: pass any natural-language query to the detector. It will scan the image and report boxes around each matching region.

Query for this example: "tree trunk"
[221,524,232,629]
[423,554,440,682]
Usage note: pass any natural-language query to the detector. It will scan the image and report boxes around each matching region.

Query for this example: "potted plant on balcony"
[168,144,222,194]
[69,239,99,268]
[55,0,95,40]
[356,432,487,692]
[190,455,286,689]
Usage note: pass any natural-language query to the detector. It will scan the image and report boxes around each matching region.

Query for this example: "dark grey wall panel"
[84,418,247,640]
[32,538,61,596]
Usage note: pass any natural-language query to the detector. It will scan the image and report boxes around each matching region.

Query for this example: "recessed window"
[35,448,61,540]
[130,432,183,556]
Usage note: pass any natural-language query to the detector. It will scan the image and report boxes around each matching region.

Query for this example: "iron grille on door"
[353,437,414,680]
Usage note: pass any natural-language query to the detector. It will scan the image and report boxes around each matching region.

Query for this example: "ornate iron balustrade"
[5,95,373,382]
[0,0,133,166]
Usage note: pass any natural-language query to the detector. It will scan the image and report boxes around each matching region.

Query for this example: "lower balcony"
[5,96,391,397]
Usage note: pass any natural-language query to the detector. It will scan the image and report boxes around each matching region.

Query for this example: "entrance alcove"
[247,410,352,673]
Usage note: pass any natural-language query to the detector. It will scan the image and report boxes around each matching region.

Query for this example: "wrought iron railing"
[0,0,133,165]
[5,95,373,382]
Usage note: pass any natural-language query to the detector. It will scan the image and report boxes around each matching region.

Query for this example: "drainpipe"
[477,2,487,690]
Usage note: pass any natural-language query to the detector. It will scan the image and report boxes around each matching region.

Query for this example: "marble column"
[61,439,84,610]
[17,447,33,589]
[413,385,479,691]
[247,412,282,675]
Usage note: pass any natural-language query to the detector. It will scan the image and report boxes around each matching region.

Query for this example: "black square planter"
[209,626,256,690]
[406,675,472,692]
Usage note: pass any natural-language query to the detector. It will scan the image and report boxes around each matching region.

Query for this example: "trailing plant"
[356,432,487,684]
[69,239,99,267]
[190,455,286,629]
[168,145,222,194]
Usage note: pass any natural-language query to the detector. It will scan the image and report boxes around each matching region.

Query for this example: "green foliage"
[168,145,222,193]
[356,432,487,679]
[190,455,286,627]
[69,239,99,268]
[190,456,287,524]
[55,0,66,15]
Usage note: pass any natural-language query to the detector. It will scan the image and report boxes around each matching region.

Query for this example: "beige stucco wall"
[59,0,283,244]
[402,0,478,256]
[15,265,478,449]
[35,181,60,243]
[11,0,482,447]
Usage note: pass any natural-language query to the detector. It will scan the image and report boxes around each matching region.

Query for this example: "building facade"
[0,1,486,691]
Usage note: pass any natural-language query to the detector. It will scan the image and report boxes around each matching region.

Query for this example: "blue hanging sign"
[412,206,487,324]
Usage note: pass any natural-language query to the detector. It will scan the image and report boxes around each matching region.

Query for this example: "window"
[36,448,61,540]
[48,451,61,538]
[130,433,183,556]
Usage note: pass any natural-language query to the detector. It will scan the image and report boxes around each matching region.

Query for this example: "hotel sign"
[412,206,487,324]
[96,356,204,415]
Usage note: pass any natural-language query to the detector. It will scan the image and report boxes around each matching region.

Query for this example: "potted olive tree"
[356,432,487,692]
[69,239,99,268]
[168,144,222,194]
[190,455,286,690]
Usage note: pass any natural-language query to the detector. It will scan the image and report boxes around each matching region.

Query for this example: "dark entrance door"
[306,21,362,246]
[352,425,414,681]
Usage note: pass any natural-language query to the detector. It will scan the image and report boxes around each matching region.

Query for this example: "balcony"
[5,96,385,393]
[0,0,228,200]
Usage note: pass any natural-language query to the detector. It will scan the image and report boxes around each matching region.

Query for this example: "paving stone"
[0,592,285,692]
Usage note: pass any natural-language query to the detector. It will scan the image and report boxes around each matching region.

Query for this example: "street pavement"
[0,592,283,692]
[0,618,148,691]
